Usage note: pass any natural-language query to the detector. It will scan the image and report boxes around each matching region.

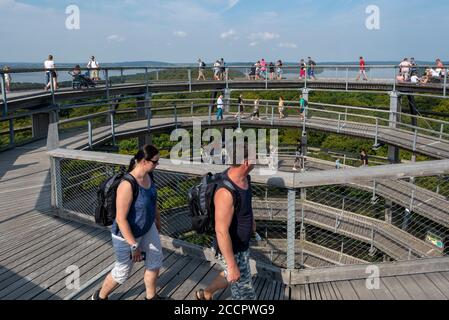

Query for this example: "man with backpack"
[194,142,257,300]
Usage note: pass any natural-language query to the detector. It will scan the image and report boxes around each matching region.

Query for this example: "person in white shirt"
[399,58,411,81]
[216,95,224,120]
[2,66,11,93]
[410,74,420,84]
[44,55,58,91]
[87,56,100,81]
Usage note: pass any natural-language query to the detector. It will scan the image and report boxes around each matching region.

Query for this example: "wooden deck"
[1,136,449,300]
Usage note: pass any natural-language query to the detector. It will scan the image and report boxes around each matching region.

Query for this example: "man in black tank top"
[196,142,256,301]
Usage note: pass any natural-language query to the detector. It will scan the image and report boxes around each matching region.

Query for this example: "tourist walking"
[299,59,307,79]
[234,94,244,118]
[92,145,165,300]
[44,55,58,91]
[216,94,224,120]
[196,142,257,301]
[251,98,261,120]
[197,59,206,81]
[87,56,100,81]
[278,96,285,119]
[356,56,368,81]
[307,57,317,80]
[360,148,369,167]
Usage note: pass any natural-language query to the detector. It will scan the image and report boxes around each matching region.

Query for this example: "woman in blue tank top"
[92,145,165,300]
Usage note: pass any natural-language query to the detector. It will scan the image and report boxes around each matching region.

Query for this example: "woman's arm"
[155,207,161,232]
[115,181,137,246]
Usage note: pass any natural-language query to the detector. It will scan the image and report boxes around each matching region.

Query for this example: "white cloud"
[278,42,298,49]
[173,30,187,37]
[249,32,280,42]
[249,42,258,47]
[107,34,125,42]
[221,29,238,40]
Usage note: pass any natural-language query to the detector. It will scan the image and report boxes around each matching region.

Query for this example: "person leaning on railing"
[92,145,165,300]
[2,66,11,93]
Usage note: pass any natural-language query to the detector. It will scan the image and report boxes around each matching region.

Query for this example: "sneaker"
[91,289,108,300]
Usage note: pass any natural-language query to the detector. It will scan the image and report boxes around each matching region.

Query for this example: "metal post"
[374,118,379,146]
[409,189,415,212]
[344,107,348,124]
[372,179,377,198]
[88,120,92,149]
[8,119,14,145]
[393,67,396,91]
[208,104,212,125]
[337,113,341,133]
[188,69,192,92]
[345,68,349,91]
[174,104,178,129]
[120,68,124,83]
[335,67,338,79]
[225,68,229,89]
[343,154,346,166]
[156,70,159,81]
[443,69,447,97]
[271,106,274,126]
[145,68,149,95]
[105,69,110,100]
[50,72,56,105]
[265,68,268,90]
[412,129,417,152]
[191,102,194,115]
[287,189,296,270]
[237,112,241,129]
[50,156,62,209]
[1,73,7,117]
[110,112,116,146]
[439,123,444,140]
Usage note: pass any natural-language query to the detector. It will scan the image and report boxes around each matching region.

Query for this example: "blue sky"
[0,0,448,63]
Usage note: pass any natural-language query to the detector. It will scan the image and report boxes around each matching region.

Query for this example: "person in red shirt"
[356,56,368,81]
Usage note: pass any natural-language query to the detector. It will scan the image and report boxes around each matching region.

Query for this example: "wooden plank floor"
[1,128,449,300]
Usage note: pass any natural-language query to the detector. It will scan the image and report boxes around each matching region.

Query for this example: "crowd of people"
[218,95,308,122]
[1,56,447,94]
[397,57,446,84]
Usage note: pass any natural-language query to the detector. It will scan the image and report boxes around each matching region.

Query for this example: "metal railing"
[1,64,448,115]
[48,148,449,271]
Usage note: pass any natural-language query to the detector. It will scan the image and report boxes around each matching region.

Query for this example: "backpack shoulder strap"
[215,171,241,213]
[123,173,139,201]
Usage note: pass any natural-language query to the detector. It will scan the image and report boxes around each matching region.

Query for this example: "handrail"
[1,64,447,75]
[48,148,449,189]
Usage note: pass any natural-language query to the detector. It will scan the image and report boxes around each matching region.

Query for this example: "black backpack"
[188,171,246,234]
[95,173,141,227]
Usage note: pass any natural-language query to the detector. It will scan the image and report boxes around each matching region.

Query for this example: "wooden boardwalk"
[1,132,449,299]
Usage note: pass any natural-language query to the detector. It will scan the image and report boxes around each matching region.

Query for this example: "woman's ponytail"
[127,145,158,172]
[127,156,136,173]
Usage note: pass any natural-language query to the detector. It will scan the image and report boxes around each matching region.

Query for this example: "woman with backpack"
[92,145,164,300]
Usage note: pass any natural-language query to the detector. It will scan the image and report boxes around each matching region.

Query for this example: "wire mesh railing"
[49,148,449,271]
